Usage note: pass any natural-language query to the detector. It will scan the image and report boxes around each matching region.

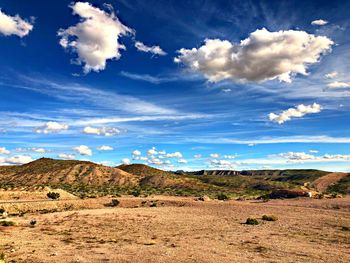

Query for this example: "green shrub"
[217,193,229,201]
[111,199,120,207]
[245,218,259,225]
[0,220,15,227]
[131,189,141,197]
[262,215,278,221]
[150,201,157,207]
[341,226,350,231]
[47,192,60,200]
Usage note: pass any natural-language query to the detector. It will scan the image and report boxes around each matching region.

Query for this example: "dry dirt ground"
[1,196,350,263]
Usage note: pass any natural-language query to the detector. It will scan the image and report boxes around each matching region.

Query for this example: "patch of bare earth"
[1,196,350,263]
[312,172,349,192]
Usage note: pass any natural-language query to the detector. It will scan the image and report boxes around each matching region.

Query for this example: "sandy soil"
[1,196,350,263]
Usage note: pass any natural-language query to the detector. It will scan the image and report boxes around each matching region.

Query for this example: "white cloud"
[165,152,183,158]
[327,81,350,89]
[0,147,10,155]
[177,159,188,164]
[194,154,202,159]
[35,121,69,134]
[97,145,113,151]
[189,135,350,145]
[210,153,220,158]
[222,88,232,93]
[73,145,92,156]
[121,158,130,165]
[58,153,75,160]
[147,147,158,155]
[16,147,46,153]
[224,155,235,159]
[175,28,333,83]
[58,2,133,73]
[325,71,338,79]
[83,126,121,136]
[278,151,350,163]
[132,150,141,156]
[0,9,33,37]
[311,19,328,26]
[210,159,237,169]
[135,41,166,56]
[309,150,319,153]
[279,152,315,161]
[0,155,33,165]
[269,103,321,124]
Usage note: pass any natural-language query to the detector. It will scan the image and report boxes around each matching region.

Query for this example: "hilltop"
[0,158,137,188]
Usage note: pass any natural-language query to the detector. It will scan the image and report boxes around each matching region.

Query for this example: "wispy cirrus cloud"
[134,41,166,56]
[186,135,350,145]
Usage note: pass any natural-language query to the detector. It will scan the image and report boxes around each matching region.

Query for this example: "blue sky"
[0,0,350,171]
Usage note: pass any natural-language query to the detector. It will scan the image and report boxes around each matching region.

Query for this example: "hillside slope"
[0,158,138,187]
[118,164,212,190]
[312,172,349,192]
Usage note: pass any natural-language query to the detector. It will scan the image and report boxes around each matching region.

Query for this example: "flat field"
[1,195,350,263]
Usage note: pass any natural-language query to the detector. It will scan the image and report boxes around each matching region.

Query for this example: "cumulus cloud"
[311,19,328,26]
[165,152,183,158]
[177,159,188,164]
[175,28,333,83]
[35,121,69,134]
[135,41,166,56]
[58,2,133,73]
[58,153,75,160]
[148,157,162,165]
[0,147,10,155]
[147,147,158,155]
[121,158,130,165]
[210,159,237,169]
[73,145,92,156]
[224,155,235,159]
[327,81,350,89]
[325,71,338,79]
[132,150,141,156]
[83,126,121,136]
[0,155,33,165]
[0,9,33,37]
[269,103,321,124]
[97,145,113,151]
[309,150,319,153]
[210,153,220,158]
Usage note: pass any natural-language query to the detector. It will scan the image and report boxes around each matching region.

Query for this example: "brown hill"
[312,172,349,192]
[0,158,137,187]
[118,164,211,190]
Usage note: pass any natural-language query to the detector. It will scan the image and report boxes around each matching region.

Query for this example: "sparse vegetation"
[245,218,259,225]
[30,219,37,227]
[47,191,60,200]
[217,193,229,201]
[0,220,15,226]
[262,215,278,221]
[341,226,350,231]
[110,199,120,207]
